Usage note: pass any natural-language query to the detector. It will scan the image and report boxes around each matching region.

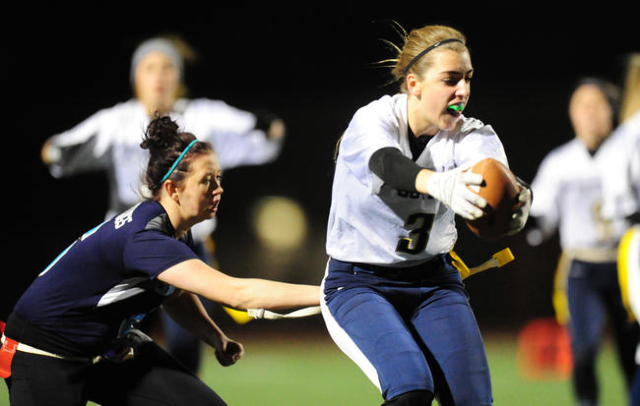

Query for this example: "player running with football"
[320,23,531,405]
[2,115,319,405]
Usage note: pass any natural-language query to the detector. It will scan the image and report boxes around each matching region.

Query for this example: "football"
[465,158,521,241]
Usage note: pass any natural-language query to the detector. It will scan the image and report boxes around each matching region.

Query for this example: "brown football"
[465,158,521,241]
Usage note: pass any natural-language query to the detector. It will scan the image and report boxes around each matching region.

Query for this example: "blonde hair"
[162,35,197,99]
[379,23,468,93]
[620,53,640,123]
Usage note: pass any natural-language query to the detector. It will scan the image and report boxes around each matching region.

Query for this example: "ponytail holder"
[154,139,198,190]
[403,38,465,75]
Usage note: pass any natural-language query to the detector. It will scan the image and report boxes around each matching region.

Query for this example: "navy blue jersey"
[11,200,199,355]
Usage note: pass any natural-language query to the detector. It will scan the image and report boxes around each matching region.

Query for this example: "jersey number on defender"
[396,213,436,254]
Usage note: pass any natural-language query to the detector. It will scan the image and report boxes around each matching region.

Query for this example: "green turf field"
[0,332,629,405]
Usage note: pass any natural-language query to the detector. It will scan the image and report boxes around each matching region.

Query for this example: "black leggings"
[4,341,226,406]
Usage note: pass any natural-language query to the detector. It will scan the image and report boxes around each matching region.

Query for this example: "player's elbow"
[205,276,254,310]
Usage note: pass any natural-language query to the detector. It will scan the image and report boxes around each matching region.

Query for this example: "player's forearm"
[228,279,320,311]
[369,147,424,192]
[162,290,227,350]
[415,169,435,195]
[159,260,320,312]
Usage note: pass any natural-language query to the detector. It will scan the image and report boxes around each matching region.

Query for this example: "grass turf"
[0,332,629,405]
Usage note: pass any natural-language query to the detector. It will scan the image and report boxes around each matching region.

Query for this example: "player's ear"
[406,73,422,97]
[163,180,181,202]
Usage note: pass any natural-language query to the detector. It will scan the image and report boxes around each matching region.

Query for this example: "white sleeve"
[45,108,113,178]
[215,127,283,169]
[620,116,640,213]
[599,113,640,220]
[184,99,283,170]
[529,153,561,231]
[338,104,401,193]
[453,121,509,168]
[631,134,640,197]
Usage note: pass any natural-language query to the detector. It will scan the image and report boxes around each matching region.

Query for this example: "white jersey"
[326,93,508,266]
[598,111,640,221]
[530,136,631,252]
[45,98,283,242]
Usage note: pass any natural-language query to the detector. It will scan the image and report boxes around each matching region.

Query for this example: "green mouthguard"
[447,104,464,111]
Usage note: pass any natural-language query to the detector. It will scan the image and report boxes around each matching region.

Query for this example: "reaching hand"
[426,167,487,220]
[215,338,244,367]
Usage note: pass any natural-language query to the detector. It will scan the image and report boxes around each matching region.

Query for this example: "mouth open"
[446,103,465,116]
[208,200,220,213]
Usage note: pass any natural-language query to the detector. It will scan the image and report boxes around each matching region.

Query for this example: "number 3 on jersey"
[396,213,436,254]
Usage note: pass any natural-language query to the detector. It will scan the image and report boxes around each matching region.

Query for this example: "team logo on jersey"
[115,204,140,229]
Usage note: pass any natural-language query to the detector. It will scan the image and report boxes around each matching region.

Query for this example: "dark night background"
[5,6,638,334]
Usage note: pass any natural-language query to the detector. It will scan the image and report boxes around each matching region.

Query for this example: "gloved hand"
[426,167,487,220]
[507,184,532,236]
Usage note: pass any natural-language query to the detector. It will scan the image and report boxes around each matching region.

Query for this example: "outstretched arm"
[40,109,113,177]
[158,259,320,312]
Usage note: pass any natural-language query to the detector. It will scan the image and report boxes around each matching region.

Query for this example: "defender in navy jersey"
[39,36,287,373]
[10,200,198,356]
[2,116,318,406]
[321,24,531,406]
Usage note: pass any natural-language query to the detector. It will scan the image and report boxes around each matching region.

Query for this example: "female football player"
[320,23,531,405]
[528,76,639,406]
[2,115,318,406]
[40,35,286,373]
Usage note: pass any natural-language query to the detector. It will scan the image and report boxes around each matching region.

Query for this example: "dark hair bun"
[139,113,211,195]
[140,114,181,153]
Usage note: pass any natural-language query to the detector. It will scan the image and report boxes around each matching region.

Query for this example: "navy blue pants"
[566,259,639,404]
[321,256,492,405]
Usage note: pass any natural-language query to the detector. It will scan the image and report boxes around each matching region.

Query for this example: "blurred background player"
[39,36,286,373]
[599,53,640,226]
[598,52,640,406]
[526,76,639,406]
[320,23,531,406]
[1,115,318,406]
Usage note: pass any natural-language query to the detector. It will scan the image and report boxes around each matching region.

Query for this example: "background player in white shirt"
[321,23,531,406]
[597,52,640,406]
[527,76,639,406]
[39,36,286,373]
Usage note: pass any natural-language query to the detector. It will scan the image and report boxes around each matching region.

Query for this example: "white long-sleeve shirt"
[530,136,632,255]
[326,93,508,266]
[599,112,640,221]
[45,98,283,242]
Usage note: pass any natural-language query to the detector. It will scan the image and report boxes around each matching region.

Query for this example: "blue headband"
[155,139,198,189]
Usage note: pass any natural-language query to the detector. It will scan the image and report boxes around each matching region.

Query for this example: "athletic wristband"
[369,147,422,192]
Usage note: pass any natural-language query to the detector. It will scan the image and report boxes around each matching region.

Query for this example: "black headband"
[403,38,465,75]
